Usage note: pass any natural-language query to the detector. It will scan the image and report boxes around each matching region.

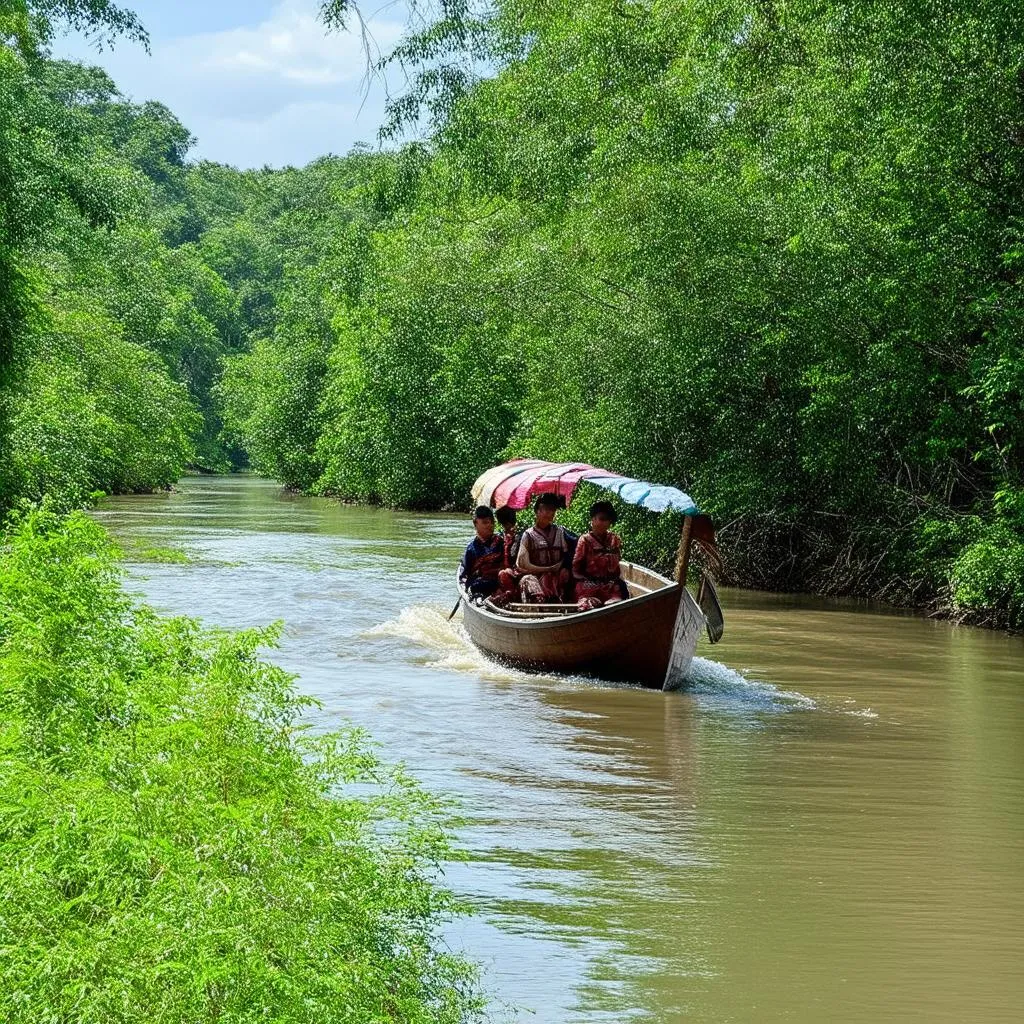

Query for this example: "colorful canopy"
[471,459,699,515]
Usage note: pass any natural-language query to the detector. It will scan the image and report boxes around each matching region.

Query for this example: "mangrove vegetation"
[2,0,1024,628]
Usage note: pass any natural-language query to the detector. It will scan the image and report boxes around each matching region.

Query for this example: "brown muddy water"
[98,475,1024,1023]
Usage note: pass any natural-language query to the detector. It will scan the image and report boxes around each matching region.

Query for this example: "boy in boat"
[495,505,521,604]
[572,500,628,611]
[516,492,572,603]
[459,506,505,601]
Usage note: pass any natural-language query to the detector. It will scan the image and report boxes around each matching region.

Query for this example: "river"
[97,475,1024,1023]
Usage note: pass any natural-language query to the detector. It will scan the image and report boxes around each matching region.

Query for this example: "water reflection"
[98,476,1024,1023]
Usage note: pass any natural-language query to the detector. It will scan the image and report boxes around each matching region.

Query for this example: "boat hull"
[460,562,704,689]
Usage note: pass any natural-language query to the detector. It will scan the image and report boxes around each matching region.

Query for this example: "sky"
[53,0,411,169]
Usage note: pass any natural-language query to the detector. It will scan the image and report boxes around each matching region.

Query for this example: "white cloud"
[193,2,394,90]
[56,1,408,167]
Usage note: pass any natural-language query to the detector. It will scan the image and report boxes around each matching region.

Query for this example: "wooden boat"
[457,459,723,690]
[460,560,707,688]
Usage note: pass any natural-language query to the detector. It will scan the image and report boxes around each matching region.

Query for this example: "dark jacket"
[459,533,505,587]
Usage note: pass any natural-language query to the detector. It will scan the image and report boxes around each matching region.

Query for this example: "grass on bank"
[0,508,484,1023]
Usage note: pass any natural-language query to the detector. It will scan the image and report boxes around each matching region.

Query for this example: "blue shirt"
[459,533,505,586]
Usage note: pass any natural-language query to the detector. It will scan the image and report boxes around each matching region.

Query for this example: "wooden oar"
[446,594,463,621]
[697,573,725,644]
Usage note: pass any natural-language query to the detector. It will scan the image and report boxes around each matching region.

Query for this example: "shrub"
[0,509,483,1023]
[950,526,1024,630]
[2,304,198,507]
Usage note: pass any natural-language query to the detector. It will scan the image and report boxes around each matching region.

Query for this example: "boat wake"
[369,604,875,719]
[365,604,571,684]
[685,658,878,719]
[684,656,816,714]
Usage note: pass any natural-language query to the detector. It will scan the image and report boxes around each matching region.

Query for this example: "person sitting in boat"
[494,505,521,604]
[516,492,571,603]
[459,506,505,601]
[572,500,628,611]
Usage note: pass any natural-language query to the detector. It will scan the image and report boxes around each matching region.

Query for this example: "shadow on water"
[98,476,1024,1024]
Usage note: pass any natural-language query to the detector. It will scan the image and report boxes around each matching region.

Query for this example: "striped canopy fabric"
[471,459,699,515]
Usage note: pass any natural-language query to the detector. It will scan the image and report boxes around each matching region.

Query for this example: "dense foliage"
[3,0,1023,628]
[0,508,483,1022]
[213,0,1024,629]
[0,3,244,510]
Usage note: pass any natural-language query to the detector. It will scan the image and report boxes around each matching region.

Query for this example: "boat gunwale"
[458,561,681,632]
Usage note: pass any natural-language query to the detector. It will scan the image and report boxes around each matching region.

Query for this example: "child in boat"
[459,506,505,600]
[516,492,571,603]
[494,505,521,604]
[572,500,627,611]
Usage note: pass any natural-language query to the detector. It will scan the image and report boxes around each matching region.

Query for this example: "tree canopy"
[2,0,1023,627]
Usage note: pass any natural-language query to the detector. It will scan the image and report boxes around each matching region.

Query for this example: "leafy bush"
[950,527,1024,630]
[0,509,483,1023]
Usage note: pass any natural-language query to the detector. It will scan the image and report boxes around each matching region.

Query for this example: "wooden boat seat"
[483,600,581,617]
[508,602,579,611]
[473,563,670,621]
[626,582,653,596]
[481,588,656,618]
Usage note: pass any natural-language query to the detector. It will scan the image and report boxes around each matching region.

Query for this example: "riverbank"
[0,506,483,1023]
[91,466,1024,633]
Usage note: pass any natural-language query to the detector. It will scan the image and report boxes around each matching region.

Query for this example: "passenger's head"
[533,492,562,528]
[589,500,617,534]
[473,505,495,540]
[495,505,517,531]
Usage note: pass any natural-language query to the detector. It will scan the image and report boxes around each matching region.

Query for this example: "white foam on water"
[686,659,881,720]
[684,656,817,714]
[842,705,879,719]
[369,606,878,721]
[365,604,570,684]
[366,603,468,649]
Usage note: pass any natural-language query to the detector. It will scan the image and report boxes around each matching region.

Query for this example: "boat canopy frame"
[471,458,699,515]
[471,458,719,583]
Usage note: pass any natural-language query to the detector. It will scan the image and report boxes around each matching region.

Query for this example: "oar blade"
[697,574,725,644]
